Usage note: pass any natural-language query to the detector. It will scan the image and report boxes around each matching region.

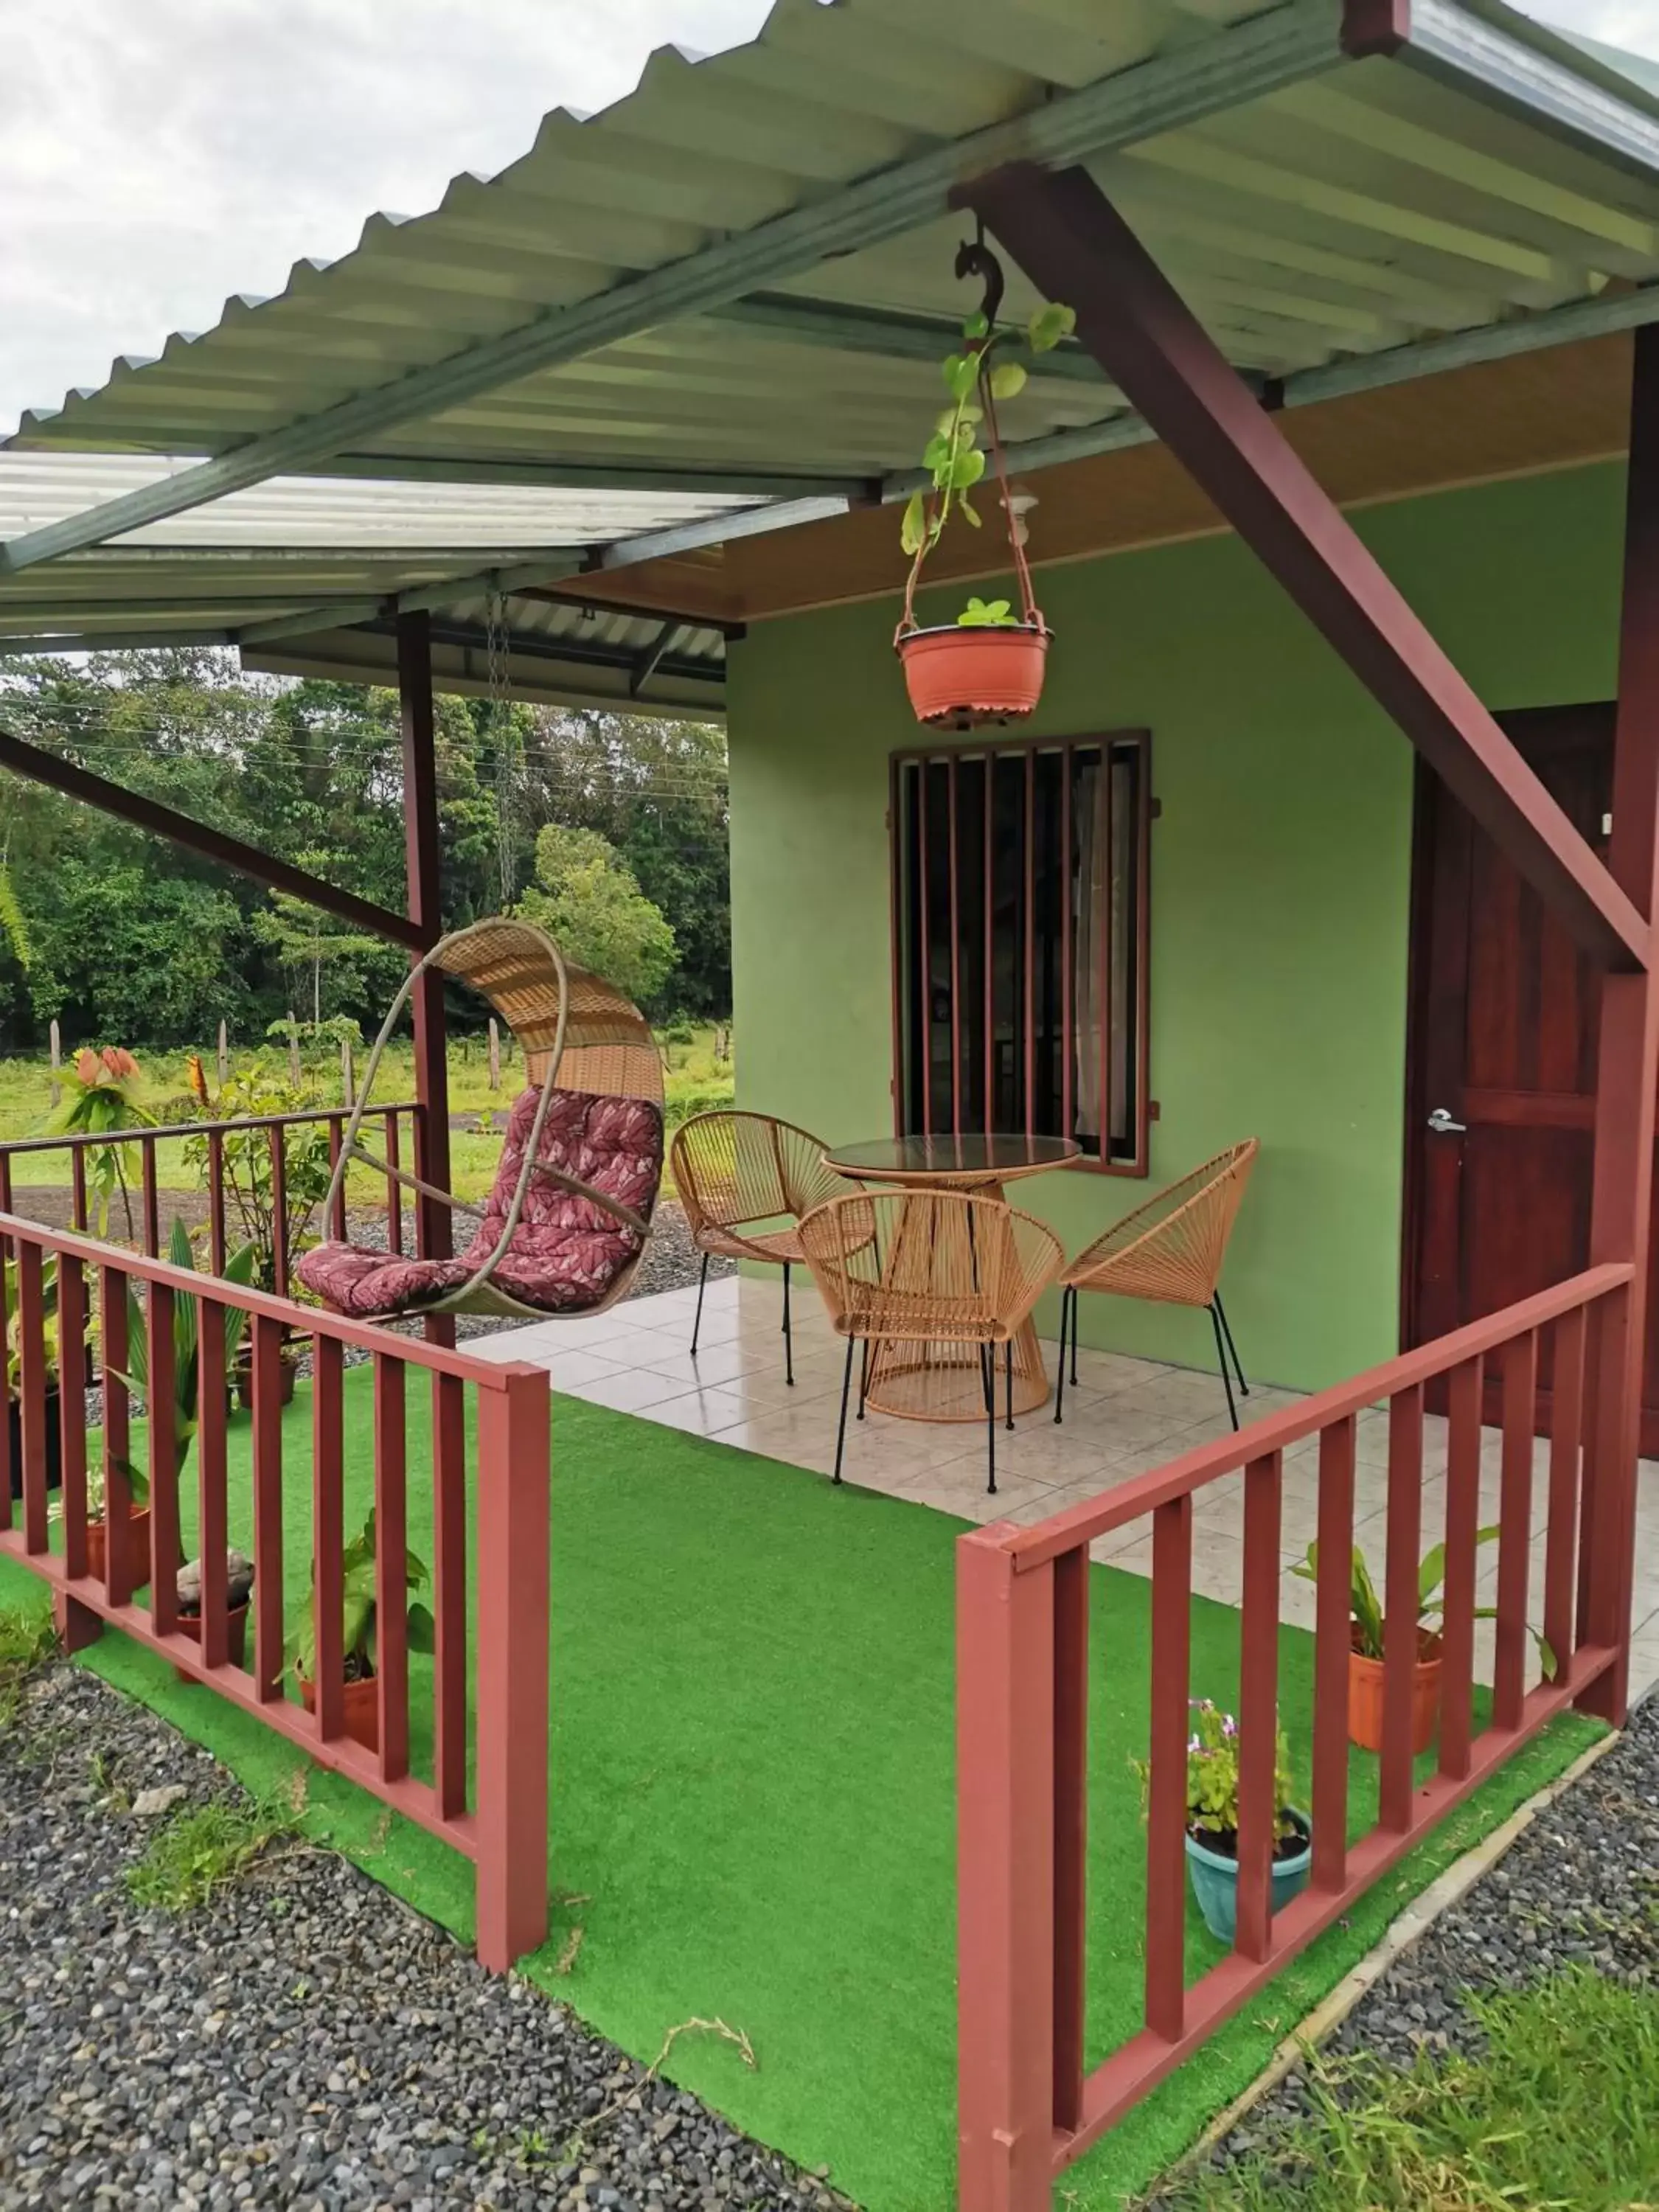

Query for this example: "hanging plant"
[894,230,1075,729]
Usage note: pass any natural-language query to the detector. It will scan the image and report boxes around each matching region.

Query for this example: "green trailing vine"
[899,244,1075,627]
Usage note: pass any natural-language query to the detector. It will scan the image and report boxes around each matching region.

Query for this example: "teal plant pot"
[1184,1812,1312,1944]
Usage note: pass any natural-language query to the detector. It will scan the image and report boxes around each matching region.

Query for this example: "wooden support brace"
[961,162,1649,973]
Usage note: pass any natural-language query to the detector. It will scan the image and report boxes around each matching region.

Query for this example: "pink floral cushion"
[296,1087,663,1318]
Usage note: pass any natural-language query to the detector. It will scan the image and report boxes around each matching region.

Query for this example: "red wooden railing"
[0,1208,551,1973]
[956,1263,1637,2212]
[0,1102,420,1288]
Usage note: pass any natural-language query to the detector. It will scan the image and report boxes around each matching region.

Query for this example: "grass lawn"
[0,1373,1600,2211]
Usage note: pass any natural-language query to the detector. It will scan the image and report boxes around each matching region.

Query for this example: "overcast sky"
[1,0,1657,437]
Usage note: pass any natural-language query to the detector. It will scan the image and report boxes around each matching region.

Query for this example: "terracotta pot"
[173,1601,249,1683]
[1348,1624,1443,1755]
[84,1509,153,1591]
[897,622,1050,728]
[296,1664,378,1753]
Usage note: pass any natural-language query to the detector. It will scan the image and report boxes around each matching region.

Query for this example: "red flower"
[74,1049,100,1087]
[186,1054,209,1107]
[100,1046,139,1080]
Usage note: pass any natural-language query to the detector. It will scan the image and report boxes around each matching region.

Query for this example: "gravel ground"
[1147,1693,1659,2200]
[0,1664,846,2212]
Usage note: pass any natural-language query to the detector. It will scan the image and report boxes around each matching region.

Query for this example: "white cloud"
[4,1,1659,437]
[0,0,771,433]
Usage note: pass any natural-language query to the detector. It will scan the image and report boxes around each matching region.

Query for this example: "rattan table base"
[863,1323,1051,1422]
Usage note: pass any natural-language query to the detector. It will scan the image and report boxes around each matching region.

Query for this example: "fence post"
[49,1019,61,1107]
[488,1018,501,1091]
[957,1526,1057,2212]
[341,1036,355,1110]
[217,1018,229,1089]
[474,1363,552,1973]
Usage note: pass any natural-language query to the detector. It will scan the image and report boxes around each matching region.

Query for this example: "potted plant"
[287,1509,434,1753]
[1290,1535,1557,1756]
[1137,1700,1312,1944]
[44,1046,156,1240]
[894,232,1074,728]
[172,1548,254,1677]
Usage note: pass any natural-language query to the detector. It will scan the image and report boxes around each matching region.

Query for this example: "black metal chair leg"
[1070,1287,1080,1386]
[1004,1340,1015,1432]
[832,1333,855,1484]
[1209,1302,1239,1430]
[1214,1290,1249,1398]
[782,1262,794,1386]
[1054,1286,1071,1425]
[690,1251,709,1356]
[984,1342,997,1496]
[857,1335,870,1419]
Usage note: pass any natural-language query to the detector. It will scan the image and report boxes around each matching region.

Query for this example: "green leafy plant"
[181,1052,332,1290]
[43,1046,155,1238]
[286,1509,434,1684]
[125,1795,295,1911]
[956,596,1020,628]
[1133,1698,1299,1846]
[0,1604,55,1728]
[1291,1536,1557,1677]
[1,1251,72,1396]
[899,281,1075,619]
[107,1217,258,1499]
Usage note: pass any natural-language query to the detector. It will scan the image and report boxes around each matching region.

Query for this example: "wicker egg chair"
[297,917,665,1321]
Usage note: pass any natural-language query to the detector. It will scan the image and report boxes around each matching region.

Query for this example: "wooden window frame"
[887,728,1152,1177]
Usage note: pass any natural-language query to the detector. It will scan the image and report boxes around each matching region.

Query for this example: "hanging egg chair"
[296,917,664,1321]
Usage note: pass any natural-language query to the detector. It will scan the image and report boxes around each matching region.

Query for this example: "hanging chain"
[486,582,519,907]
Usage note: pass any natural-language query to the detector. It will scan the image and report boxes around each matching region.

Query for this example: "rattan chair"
[798,1190,1064,1493]
[669,1111,855,1384]
[1055,1138,1259,1430]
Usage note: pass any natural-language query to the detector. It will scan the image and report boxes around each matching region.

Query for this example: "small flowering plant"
[44,1045,156,1238]
[1133,1699,1300,1847]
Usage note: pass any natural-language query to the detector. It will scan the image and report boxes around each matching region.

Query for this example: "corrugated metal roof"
[10,0,1659,515]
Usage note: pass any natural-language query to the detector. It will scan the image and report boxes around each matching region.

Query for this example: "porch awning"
[6,0,1659,653]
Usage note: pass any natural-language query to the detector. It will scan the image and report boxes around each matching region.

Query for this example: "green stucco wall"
[726,461,1627,1392]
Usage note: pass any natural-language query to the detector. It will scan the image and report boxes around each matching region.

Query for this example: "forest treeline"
[0,648,730,1051]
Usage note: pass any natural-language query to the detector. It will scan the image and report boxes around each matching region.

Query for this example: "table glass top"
[824,1133,1082,1179]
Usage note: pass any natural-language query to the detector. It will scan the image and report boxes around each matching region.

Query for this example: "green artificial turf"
[0,1371,1601,2212]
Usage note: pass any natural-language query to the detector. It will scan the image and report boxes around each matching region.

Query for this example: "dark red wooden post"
[397,611,453,1276]
[1582,323,1659,1723]
[961,162,1644,970]
[474,1363,552,1973]
[956,1526,1057,2212]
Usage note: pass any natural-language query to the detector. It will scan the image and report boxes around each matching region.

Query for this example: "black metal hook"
[954,218,1004,339]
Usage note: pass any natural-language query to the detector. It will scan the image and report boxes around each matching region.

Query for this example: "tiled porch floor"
[473,1273,1659,1699]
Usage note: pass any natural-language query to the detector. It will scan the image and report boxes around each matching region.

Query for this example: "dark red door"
[1404,703,1659,1450]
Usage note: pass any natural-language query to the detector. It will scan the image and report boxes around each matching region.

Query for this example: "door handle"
[1427,1107,1467,1135]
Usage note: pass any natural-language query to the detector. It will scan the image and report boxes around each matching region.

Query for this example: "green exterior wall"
[726,461,1627,1393]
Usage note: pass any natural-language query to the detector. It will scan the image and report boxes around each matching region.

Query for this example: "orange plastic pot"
[297,1664,379,1753]
[84,1509,153,1591]
[1348,1625,1442,1755]
[897,622,1050,728]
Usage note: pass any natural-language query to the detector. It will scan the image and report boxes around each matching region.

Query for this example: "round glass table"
[821,1133,1082,1421]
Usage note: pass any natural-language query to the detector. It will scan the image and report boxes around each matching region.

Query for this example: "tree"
[515,824,678,1009]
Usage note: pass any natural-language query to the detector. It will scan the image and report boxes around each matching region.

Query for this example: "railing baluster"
[1495,1330,1537,1730]
[0,1211,13,1534]
[1236,1451,1282,1963]
[140,1136,160,1256]
[100,1265,133,1607]
[147,1284,178,1634]
[1146,1495,1192,2042]
[1312,1416,1354,1893]
[1439,1354,1484,1778]
[206,1129,226,1276]
[269,1127,290,1299]
[375,1354,411,1784]
[1380,1384,1424,1832]
[17,1242,49,1554]
[386,1113,404,1253]
[311,1335,344,1739]
[71,1149,88,1235]
[197,1298,229,1669]
[1543,1304,1585,1686]
[251,1314,285,1701]
[58,1255,88,1581]
[434,1369,468,1818]
[1052,1543,1088,2132]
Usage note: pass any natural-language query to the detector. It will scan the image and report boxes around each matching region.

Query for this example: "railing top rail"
[0,1100,419,1159]
[0,1206,540,1389]
[1004,1262,1634,1571]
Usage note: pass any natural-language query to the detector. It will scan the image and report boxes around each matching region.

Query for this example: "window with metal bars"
[890,732,1151,1172]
